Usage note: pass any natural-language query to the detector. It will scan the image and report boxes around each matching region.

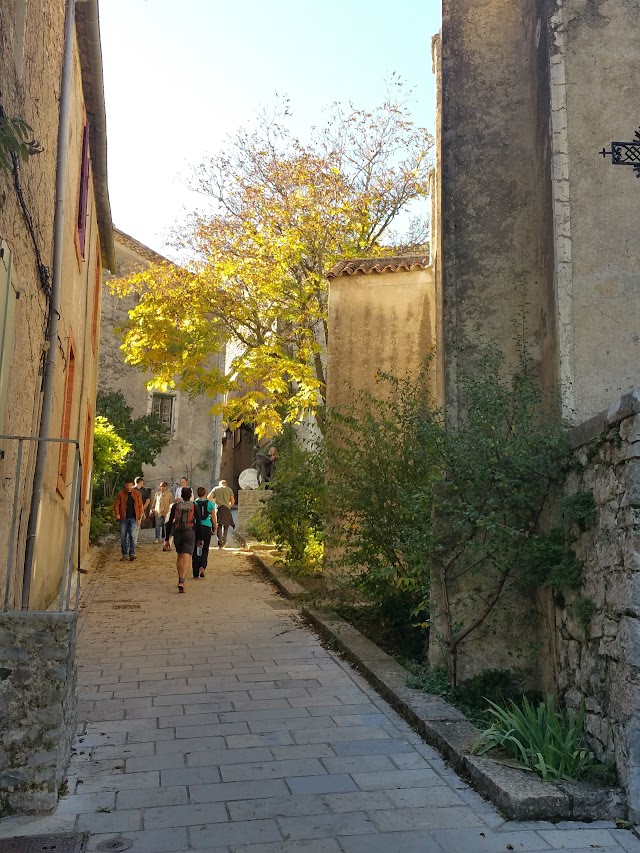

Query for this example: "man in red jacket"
[114,479,143,562]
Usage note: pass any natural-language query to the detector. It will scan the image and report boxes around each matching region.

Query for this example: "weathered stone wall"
[100,232,222,495]
[0,6,105,609]
[549,0,640,424]
[326,264,436,411]
[438,0,558,424]
[236,489,272,534]
[558,390,640,820]
[0,612,77,816]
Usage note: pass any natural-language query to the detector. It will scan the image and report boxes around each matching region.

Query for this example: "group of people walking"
[114,476,236,593]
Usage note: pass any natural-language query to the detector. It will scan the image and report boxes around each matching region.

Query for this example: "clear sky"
[100,0,442,257]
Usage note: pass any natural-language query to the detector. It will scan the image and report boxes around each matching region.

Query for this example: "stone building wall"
[436,0,640,427]
[437,0,558,425]
[100,231,223,495]
[549,0,640,423]
[325,257,436,411]
[236,489,272,534]
[0,4,111,609]
[0,612,77,815]
[558,391,640,821]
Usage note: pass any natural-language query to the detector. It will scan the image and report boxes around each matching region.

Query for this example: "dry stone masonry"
[0,612,77,815]
[236,488,272,534]
[558,390,640,821]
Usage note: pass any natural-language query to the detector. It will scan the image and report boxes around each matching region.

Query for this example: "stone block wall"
[558,390,640,820]
[236,490,272,534]
[0,612,77,815]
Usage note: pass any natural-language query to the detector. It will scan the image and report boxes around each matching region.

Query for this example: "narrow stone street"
[1,537,638,853]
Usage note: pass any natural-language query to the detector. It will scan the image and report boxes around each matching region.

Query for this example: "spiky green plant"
[472,694,600,781]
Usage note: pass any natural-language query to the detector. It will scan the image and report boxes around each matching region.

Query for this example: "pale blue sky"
[100,0,442,256]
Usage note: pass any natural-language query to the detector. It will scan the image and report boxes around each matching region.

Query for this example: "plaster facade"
[436,0,558,424]
[325,258,436,411]
[100,231,223,495]
[0,2,113,609]
[436,0,640,426]
[549,0,640,422]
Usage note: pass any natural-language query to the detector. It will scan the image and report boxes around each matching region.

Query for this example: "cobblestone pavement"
[1,534,639,852]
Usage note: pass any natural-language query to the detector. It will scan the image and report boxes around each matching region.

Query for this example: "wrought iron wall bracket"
[600,127,640,177]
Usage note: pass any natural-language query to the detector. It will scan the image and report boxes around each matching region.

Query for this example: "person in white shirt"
[175,477,190,501]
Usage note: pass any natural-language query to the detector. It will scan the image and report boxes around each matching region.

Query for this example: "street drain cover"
[111,604,140,610]
[0,835,87,853]
[95,842,133,852]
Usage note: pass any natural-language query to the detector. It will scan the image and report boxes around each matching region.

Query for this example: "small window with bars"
[151,393,174,433]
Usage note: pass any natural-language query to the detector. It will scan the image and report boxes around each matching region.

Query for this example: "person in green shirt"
[192,487,216,578]
[208,479,235,548]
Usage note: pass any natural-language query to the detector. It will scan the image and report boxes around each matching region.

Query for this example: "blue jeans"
[154,514,165,541]
[119,518,136,556]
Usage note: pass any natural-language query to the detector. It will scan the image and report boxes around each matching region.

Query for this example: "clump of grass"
[472,694,611,783]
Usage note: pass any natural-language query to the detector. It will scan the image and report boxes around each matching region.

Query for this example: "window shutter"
[77,123,90,256]
[0,241,17,434]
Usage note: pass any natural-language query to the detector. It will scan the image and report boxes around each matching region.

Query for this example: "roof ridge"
[326,254,431,279]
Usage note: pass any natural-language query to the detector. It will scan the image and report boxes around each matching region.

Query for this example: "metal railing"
[1,435,82,612]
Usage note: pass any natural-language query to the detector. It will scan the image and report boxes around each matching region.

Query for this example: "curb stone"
[238,533,628,823]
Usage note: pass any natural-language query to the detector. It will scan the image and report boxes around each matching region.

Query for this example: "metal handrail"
[0,435,82,611]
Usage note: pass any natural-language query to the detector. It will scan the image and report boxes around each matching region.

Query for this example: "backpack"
[174,499,194,532]
[196,499,210,524]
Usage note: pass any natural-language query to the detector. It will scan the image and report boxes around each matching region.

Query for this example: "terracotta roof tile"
[326,255,430,279]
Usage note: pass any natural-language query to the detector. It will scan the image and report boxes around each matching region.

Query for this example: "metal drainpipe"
[21,0,76,609]
[210,348,224,488]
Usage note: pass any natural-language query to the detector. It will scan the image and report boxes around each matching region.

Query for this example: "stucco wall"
[326,266,436,411]
[0,8,102,609]
[100,235,222,496]
[549,0,640,423]
[439,0,558,423]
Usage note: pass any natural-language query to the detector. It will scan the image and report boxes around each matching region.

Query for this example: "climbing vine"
[0,104,50,297]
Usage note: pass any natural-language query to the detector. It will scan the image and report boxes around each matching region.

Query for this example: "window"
[57,340,76,497]
[151,394,174,433]
[76,122,90,258]
[0,241,17,435]
[90,238,101,352]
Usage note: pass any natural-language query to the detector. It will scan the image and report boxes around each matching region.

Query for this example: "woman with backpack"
[164,487,204,593]
[192,486,216,579]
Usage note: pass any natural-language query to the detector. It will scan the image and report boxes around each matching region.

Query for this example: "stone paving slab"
[1,533,638,853]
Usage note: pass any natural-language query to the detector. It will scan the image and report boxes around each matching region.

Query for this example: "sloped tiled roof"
[114,228,171,266]
[327,255,430,279]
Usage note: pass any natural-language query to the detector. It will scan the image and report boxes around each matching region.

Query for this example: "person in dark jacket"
[114,479,143,562]
[164,487,204,593]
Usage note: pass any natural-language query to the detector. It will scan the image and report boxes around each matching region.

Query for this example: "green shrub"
[432,346,580,684]
[325,363,437,648]
[562,491,598,531]
[246,508,275,543]
[472,694,602,782]
[570,596,597,631]
[407,665,526,727]
[261,431,326,571]
[89,493,117,540]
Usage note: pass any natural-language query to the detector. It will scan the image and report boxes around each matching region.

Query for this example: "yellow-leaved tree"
[111,81,433,437]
